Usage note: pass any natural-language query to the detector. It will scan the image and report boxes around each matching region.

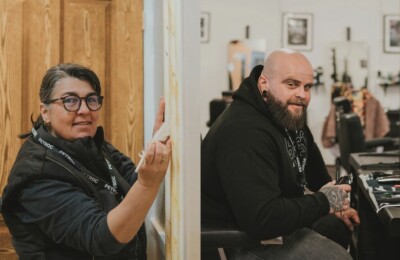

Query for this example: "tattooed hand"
[319,182,349,212]
[334,208,360,231]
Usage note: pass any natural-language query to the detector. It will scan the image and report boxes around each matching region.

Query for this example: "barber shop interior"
[0,0,399,260]
[201,0,399,260]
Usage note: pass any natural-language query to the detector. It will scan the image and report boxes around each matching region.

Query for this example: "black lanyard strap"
[102,153,132,195]
[285,129,308,189]
[32,127,120,196]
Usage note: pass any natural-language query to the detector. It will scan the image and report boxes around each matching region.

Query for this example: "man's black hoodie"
[201,65,331,240]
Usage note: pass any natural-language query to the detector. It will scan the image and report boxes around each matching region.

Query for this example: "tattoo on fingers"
[320,186,347,212]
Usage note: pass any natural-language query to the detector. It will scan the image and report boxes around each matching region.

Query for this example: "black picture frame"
[384,14,400,53]
[282,13,313,51]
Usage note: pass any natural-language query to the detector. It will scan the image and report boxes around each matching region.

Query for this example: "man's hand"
[335,208,360,231]
[319,181,350,213]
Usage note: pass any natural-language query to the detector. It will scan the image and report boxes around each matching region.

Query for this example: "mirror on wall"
[324,41,369,90]
[227,39,266,91]
[206,39,266,128]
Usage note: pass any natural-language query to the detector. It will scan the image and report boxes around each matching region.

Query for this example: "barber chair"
[207,91,233,127]
[338,113,395,174]
[386,109,400,138]
[332,97,353,179]
[201,221,259,260]
[333,97,396,178]
[333,97,352,144]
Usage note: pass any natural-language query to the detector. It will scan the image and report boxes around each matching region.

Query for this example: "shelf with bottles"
[377,71,400,93]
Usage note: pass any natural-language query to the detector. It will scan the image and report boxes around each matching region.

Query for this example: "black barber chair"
[333,96,352,144]
[332,97,353,180]
[207,91,233,127]
[201,132,259,259]
[201,221,259,260]
[333,97,396,179]
[338,113,395,174]
[386,109,400,138]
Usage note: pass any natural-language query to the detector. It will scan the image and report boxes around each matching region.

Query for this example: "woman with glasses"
[1,63,171,260]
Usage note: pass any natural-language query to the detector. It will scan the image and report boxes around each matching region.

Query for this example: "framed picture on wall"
[200,12,210,43]
[384,14,400,53]
[282,13,313,51]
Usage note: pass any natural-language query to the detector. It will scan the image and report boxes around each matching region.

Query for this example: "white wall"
[144,0,201,259]
[144,1,166,259]
[201,0,400,164]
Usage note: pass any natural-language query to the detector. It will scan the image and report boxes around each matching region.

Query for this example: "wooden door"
[0,0,143,193]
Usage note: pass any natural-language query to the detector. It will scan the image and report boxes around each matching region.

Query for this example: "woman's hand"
[137,140,171,188]
[107,97,172,243]
[153,97,166,136]
[138,97,172,188]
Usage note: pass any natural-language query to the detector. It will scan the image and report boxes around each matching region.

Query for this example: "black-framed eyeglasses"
[46,94,104,112]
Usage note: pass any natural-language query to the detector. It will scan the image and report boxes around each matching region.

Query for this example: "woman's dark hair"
[19,63,102,138]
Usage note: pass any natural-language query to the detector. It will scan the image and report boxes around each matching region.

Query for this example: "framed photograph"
[383,15,400,53]
[200,12,210,43]
[282,13,313,51]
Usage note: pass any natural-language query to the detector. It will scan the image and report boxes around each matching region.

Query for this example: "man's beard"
[265,93,307,131]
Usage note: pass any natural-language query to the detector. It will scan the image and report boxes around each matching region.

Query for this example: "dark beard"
[265,93,307,131]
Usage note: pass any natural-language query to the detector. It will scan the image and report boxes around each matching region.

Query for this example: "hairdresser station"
[325,37,400,260]
[322,32,400,260]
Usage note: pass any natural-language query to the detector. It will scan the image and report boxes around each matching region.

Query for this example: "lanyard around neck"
[31,127,120,196]
[285,128,308,189]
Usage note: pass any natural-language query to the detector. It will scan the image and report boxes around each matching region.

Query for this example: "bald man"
[201,49,359,259]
